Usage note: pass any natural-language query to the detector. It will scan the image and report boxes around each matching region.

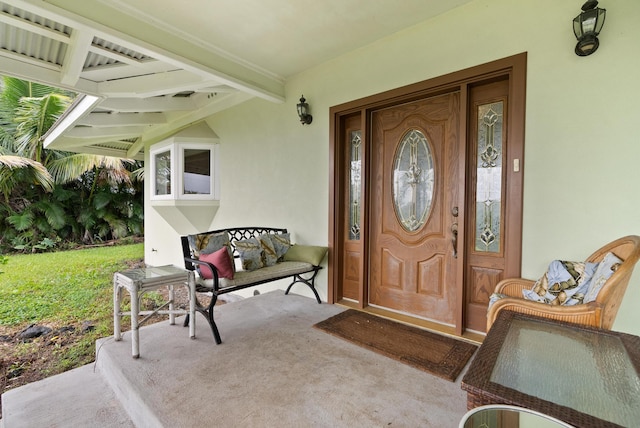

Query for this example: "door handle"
[451,222,458,258]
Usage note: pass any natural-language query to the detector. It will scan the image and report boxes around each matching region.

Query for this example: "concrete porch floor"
[1,290,473,427]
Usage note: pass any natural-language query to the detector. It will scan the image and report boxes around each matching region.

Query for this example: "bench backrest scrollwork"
[181,227,288,271]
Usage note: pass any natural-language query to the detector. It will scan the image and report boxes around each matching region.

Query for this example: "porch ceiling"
[0,0,475,160]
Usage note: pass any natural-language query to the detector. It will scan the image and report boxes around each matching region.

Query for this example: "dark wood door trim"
[329,53,527,336]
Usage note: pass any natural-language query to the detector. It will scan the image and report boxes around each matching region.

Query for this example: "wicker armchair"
[487,235,640,331]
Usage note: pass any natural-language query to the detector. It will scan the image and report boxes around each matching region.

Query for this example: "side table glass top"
[117,265,187,282]
[490,317,640,427]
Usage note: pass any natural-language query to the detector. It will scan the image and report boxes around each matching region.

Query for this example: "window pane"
[475,102,503,253]
[349,130,362,240]
[392,129,434,232]
[154,150,171,195]
[183,149,211,195]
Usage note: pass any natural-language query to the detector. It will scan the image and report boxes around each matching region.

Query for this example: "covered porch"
[1,291,470,427]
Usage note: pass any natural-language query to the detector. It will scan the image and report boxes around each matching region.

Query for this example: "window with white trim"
[150,140,219,202]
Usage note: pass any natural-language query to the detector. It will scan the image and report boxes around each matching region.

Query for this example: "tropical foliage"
[0,77,143,253]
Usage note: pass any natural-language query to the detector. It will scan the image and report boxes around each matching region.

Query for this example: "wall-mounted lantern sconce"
[297,95,313,125]
[573,0,606,56]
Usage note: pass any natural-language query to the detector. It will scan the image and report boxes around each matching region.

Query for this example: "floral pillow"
[270,233,291,261]
[188,231,230,257]
[257,234,278,267]
[583,252,623,303]
[522,260,598,306]
[187,231,234,276]
[235,238,264,271]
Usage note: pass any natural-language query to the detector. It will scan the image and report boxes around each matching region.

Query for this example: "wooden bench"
[181,227,324,344]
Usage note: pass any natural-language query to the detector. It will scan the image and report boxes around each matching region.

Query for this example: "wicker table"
[113,265,195,358]
[461,311,640,428]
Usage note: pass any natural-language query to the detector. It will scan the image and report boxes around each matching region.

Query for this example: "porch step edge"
[95,335,165,428]
[1,363,133,427]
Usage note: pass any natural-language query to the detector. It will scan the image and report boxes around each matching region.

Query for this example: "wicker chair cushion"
[583,252,623,303]
[522,260,598,306]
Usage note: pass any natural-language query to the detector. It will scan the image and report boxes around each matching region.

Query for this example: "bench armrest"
[183,257,221,291]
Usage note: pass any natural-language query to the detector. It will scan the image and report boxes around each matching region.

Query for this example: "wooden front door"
[369,92,460,325]
[329,54,527,336]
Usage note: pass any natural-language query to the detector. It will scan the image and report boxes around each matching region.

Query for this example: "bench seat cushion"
[195,261,315,290]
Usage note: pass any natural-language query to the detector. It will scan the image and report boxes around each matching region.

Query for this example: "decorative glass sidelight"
[392,129,434,232]
[475,102,504,252]
[348,130,362,240]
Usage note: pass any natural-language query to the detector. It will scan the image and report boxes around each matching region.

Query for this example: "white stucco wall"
[145,0,640,334]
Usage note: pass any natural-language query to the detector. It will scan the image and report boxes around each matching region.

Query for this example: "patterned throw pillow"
[522,260,598,306]
[188,231,231,257]
[257,234,278,266]
[583,252,623,303]
[270,233,291,261]
[198,247,234,279]
[235,238,264,271]
[187,231,234,276]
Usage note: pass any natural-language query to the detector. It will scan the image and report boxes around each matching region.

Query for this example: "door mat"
[314,309,477,382]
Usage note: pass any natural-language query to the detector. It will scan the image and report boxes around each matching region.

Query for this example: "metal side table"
[114,265,195,358]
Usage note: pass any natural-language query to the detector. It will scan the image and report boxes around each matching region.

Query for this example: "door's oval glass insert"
[392,129,434,232]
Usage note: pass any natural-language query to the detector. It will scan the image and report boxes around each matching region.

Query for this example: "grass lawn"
[0,243,149,399]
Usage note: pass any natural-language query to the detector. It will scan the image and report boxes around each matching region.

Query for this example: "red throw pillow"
[199,247,234,280]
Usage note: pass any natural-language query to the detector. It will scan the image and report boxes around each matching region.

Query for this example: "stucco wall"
[145,0,640,334]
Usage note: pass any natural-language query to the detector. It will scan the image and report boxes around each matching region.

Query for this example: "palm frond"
[131,166,145,182]
[34,199,67,230]
[14,94,70,161]
[0,156,54,198]
[48,153,132,185]
[7,211,34,231]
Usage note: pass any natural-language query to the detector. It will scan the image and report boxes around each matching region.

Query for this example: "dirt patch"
[0,268,222,419]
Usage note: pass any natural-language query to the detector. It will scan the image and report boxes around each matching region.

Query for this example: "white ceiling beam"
[0,48,60,72]
[193,85,237,94]
[43,94,102,149]
[64,125,146,139]
[78,112,166,127]
[97,69,217,98]
[24,0,285,102]
[60,28,93,86]
[98,97,196,112]
[127,91,253,157]
[87,44,149,66]
[61,143,144,161]
[0,51,100,95]
[0,7,69,42]
[50,135,131,148]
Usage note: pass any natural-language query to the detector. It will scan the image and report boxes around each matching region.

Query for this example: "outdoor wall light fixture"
[573,0,606,56]
[297,95,313,125]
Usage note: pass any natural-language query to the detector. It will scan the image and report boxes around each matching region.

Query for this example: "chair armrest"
[494,278,535,297]
[487,298,602,331]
